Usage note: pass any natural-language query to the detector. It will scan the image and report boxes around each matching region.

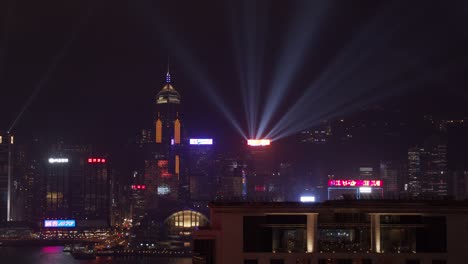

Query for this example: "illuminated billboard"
[328,180,382,187]
[87,158,106,163]
[44,219,76,228]
[359,187,372,193]
[157,185,170,195]
[48,158,69,163]
[247,139,271,146]
[189,138,213,145]
[300,196,316,202]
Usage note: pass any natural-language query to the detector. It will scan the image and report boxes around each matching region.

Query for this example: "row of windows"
[244,259,446,264]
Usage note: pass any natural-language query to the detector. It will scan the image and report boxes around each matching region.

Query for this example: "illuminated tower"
[154,68,181,148]
[145,67,183,207]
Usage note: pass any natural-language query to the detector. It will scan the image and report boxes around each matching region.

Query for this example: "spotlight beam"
[256,1,332,139]
[266,2,411,139]
[270,48,448,141]
[8,5,92,133]
[227,0,268,138]
[144,4,247,139]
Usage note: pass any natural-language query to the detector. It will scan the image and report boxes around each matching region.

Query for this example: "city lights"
[131,185,146,190]
[189,138,213,145]
[87,158,107,163]
[328,180,383,187]
[48,158,69,163]
[247,139,271,146]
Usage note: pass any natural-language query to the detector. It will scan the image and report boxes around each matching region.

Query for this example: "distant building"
[0,133,14,222]
[451,170,468,200]
[358,167,374,179]
[379,161,401,197]
[407,147,424,197]
[39,144,110,227]
[246,141,281,201]
[214,158,246,201]
[187,139,215,201]
[407,137,448,198]
[194,200,468,264]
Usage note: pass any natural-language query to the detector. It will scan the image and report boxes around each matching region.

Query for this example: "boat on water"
[62,245,72,252]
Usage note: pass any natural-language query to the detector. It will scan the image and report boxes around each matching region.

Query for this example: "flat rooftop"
[209,199,468,214]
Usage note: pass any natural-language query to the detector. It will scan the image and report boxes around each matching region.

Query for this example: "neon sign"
[189,138,213,145]
[131,185,146,190]
[87,158,106,163]
[254,185,266,192]
[48,158,69,163]
[328,180,382,187]
[44,219,76,228]
[247,139,271,146]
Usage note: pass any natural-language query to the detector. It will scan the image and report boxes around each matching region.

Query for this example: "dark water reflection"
[0,246,191,264]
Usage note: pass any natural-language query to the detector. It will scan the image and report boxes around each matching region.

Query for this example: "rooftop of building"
[208,199,468,214]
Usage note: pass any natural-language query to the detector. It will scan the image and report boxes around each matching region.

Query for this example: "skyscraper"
[379,161,401,197]
[407,136,448,198]
[187,139,214,201]
[407,147,424,197]
[422,137,448,197]
[0,132,14,222]
[144,68,184,207]
[39,144,111,227]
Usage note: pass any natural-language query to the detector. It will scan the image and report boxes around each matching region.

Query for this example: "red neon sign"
[88,158,106,163]
[328,180,382,187]
[254,185,266,192]
[131,185,146,190]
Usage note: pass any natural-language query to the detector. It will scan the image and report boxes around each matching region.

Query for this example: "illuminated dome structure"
[156,72,180,104]
[164,210,209,236]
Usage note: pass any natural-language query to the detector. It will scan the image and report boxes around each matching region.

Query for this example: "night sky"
[1,0,468,148]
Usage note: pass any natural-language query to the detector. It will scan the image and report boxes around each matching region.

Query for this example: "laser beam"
[8,5,92,133]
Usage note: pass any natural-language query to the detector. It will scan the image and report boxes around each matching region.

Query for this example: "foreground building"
[193,200,468,264]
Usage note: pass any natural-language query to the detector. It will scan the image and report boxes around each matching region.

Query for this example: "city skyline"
[1,1,468,146]
[1,1,468,263]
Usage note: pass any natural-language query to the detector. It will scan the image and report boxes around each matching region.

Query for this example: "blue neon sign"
[44,219,76,228]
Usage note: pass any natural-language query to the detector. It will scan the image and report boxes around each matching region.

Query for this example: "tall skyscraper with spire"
[154,68,181,148]
[144,66,184,209]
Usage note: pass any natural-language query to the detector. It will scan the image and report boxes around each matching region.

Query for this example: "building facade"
[39,144,110,227]
[194,200,468,264]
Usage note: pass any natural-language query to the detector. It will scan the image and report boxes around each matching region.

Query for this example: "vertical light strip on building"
[371,214,381,253]
[306,213,318,253]
[174,119,181,144]
[175,155,180,174]
[156,119,162,143]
